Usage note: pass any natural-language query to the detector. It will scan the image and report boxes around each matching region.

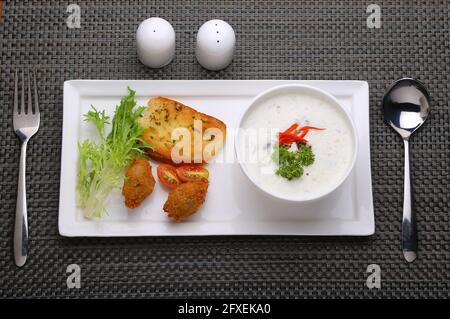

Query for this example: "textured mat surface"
[0,0,448,298]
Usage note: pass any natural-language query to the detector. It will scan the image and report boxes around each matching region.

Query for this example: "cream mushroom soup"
[238,91,356,201]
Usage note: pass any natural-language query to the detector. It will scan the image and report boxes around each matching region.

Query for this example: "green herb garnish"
[76,87,151,218]
[272,143,315,180]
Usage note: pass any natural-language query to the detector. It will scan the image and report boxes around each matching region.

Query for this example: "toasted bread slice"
[139,97,226,164]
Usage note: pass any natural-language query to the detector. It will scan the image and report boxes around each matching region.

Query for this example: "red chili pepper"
[282,123,299,135]
[278,123,325,146]
[297,130,308,139]
[279,132,307,145]
[298,126,325,131]
[278,136,293,144]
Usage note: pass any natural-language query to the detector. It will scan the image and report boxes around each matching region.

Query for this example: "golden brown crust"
[163,181,209,221]
[139,97,226,165]
[122,158,155,208]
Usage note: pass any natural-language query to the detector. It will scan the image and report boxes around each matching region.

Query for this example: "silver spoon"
[382,78,430,263]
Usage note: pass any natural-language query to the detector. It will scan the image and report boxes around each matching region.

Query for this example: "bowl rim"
[234,83,359,203]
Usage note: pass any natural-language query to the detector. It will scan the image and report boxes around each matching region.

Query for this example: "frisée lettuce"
[76,87,150,218]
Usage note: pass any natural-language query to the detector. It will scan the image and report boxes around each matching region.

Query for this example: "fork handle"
[14,141,29,267]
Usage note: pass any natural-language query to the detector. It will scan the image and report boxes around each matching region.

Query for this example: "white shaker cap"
[136,17,175,68]
[196,20,235,71]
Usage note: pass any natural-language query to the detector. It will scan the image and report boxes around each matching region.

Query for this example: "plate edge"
[58,80,375,237]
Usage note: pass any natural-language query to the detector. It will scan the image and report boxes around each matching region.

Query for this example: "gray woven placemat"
[0,0,448,298]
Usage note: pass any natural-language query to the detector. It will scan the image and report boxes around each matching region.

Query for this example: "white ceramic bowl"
[235,84,358,203]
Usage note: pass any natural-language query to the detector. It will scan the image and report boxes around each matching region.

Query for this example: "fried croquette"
[122,158,155,208]
[163,181,209,221]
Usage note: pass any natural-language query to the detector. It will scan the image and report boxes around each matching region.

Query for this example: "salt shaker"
[136,17,176,68]
[196,20,236,71]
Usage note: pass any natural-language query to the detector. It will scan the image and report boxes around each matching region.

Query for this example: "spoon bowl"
[383,78,430,137]
[382,78,430,263]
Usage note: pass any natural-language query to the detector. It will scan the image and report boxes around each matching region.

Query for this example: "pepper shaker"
[196,20,236,71]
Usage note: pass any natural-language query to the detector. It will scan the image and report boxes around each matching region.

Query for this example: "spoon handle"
[402,139,417,262]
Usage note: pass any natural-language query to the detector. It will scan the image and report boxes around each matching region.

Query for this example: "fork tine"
[21,70,25,114]
[32,70,39,114]
[14,70,19,114]
[27,70,33,114]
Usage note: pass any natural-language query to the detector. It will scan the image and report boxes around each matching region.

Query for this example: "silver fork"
[13,70,40,267]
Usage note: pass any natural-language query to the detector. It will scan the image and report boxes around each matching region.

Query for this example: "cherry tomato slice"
[176,166,209,183]
[157,164,182,189]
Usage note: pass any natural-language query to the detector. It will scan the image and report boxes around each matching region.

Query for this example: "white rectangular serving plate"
[59,80,374,237]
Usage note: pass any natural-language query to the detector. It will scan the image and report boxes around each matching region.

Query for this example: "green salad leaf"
[76,87,150,218]
[272,143,315,180]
